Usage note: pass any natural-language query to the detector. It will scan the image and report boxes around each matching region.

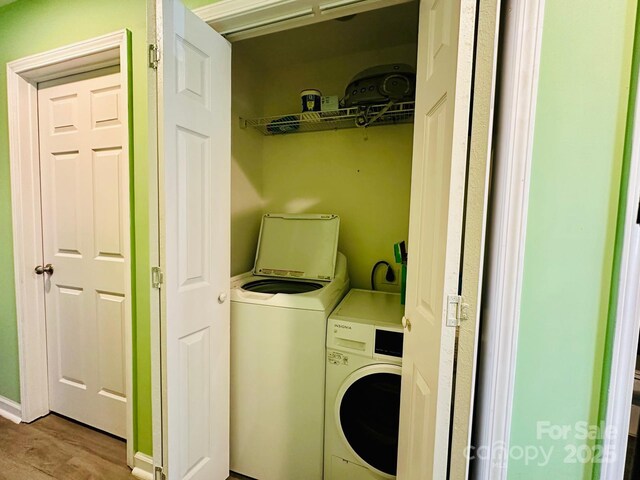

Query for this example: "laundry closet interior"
[224,1,420,479]
[228,2,419,283]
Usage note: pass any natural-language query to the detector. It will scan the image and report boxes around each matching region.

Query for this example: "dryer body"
[324,289,405,480]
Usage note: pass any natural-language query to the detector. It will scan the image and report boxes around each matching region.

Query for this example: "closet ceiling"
[234,1,419,68]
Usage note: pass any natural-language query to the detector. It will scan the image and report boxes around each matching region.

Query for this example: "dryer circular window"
[335,364,402,478]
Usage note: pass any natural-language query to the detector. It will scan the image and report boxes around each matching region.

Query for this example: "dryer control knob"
[218,292,227,304]
[402,316,411,332]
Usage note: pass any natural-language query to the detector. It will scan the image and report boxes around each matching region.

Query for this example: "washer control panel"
[327,319,374,357]
[327,350,349,366]
[327,319,403,360]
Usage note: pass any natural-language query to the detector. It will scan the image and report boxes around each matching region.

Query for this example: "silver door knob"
[402,316,411,332]
[218,292,227,304]
[35,264,54,276]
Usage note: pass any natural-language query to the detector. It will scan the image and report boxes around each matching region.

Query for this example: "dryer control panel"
[375,329,403,358]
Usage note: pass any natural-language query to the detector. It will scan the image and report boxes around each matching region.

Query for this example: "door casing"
[6,29,135,467]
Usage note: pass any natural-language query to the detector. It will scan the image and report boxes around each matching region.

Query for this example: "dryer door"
[335,364,402,478]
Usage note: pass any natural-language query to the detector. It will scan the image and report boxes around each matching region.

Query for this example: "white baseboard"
[0,395,21,424]
[132,452,154,480]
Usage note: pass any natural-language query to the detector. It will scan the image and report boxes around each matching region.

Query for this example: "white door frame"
[600,42,640,480]
[6,29,135,467]
[473,0,546,478]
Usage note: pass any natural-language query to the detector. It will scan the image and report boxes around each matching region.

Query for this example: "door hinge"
[154,466,165,480]
[446,294,469,327]
[149,44,160,69]
[151,266,164,289]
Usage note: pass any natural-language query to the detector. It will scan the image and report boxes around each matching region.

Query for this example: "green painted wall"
[507,1,637,478]
[0,0,153,454]
[593,4,640,479]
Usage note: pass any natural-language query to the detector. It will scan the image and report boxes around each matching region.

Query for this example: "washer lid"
[253,213,340,281]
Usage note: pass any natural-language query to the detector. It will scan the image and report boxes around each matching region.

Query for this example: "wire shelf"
[241,101,415,136]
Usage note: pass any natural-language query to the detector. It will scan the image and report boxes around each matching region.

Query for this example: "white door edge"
[448,0,500,477]
[147,2,165,474]
[473,0,546,478]
[600,32,640,480]
[6,29,136,467]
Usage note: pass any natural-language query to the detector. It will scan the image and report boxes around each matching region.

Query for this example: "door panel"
[156,0,231,478]
[39,70,129,437]
[406,368,431,478]
[397,0,476,477]
[177,127,211,287]
[96,292,126,400]
[52,151,82,254]
[93,148,125,258]
[179,328,211,477]
[56,286,85,388]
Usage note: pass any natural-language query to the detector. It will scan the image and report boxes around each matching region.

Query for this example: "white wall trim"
[194,0,413,41]
[600,40,640,480]
[6,29,135,467]
[132,452,154,480]
[473,0,546,478]
[0,395,22,424]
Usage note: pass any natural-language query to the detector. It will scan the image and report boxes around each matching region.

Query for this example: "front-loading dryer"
[230,213,349,480]
[324,289,405,480]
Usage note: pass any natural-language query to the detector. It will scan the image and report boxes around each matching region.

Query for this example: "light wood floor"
[0,413,134,479]
[0,413,249,480]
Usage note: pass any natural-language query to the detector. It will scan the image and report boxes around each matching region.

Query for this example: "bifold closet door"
[397,0,476,478]
[154,0,231,478]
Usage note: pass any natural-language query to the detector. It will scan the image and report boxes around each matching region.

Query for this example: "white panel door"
[156,0,231,479]
[38,70,130,438]
[397,0,476,478]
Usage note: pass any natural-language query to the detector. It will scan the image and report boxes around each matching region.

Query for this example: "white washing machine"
[230,213,350,480]
[324,289,405,480]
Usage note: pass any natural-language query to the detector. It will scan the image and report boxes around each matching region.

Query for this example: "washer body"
[324,289,405,480]
[230,213,348,480]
